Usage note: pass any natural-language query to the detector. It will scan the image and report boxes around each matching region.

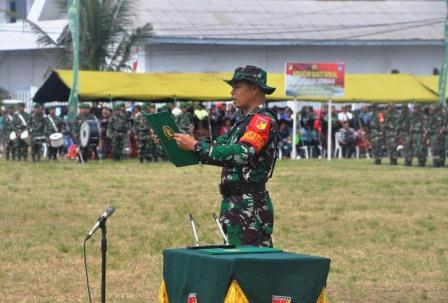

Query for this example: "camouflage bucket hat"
[79,103,90,109]
[224,65,276,95]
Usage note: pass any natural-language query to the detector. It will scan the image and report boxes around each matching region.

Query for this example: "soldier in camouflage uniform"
[174,66,279,247]
[3,104,16,160]
[428,104,446,167]
[410,104,429,167]
[72,104,97,163]
[134,103,157,163]
[14,102,30,161]
[383,105,400,165]
[29,104,46,162]
[176,103,195,134]
[108,103,129,161]
[44,106,64,160]
[368,105,384,165]
[398,105,412,166]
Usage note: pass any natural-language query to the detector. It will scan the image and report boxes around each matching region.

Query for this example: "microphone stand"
[100,220,107,303]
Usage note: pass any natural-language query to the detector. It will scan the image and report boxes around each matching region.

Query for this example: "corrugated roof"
[136,0,445,44]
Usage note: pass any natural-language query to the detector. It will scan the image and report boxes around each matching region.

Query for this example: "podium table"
[159,247,330,303]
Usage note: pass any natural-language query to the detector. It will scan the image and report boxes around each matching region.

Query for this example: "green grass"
[0,158,447,302]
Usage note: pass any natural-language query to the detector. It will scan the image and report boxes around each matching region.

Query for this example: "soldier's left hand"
[174,133,197,151]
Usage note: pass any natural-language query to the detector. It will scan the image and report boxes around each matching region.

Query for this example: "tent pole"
[292,98,298,160]
[327,98,332,161]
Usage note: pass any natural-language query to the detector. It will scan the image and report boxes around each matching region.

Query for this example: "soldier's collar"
[242,104,264,118]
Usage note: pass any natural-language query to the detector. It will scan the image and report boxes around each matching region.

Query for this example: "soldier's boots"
[390,158,398,166]
[140,158,144,163]
[404,158,412,166]
[433,160,445,168]
[418,160,426,167]
[374,158,382,165]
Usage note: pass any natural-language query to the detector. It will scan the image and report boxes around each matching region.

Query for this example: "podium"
[159,248,330,303]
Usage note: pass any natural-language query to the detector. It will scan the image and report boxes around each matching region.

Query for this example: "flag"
[67,0,80,123]
[438,0,448,105]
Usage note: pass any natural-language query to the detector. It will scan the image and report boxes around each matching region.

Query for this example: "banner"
[285,63,345,98]
[67,0,80,123]
[438,0,448,105]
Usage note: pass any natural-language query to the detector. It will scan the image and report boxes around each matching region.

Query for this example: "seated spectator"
[301,125,319,157]
[356,126,371,158]
[338,121,356,158]
[337,105,354,128]
[220,117,232,136]
[278,121,292,158]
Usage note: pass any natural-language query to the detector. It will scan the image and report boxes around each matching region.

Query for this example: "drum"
[33,136,47,144]
[49,132,64,148]
[80,120,100,147]
[20,130,32,145]
[9,131,17,141]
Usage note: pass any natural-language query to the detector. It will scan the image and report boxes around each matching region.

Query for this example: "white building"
[0,0,445,105]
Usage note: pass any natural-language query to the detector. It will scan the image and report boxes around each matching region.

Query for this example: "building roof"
[136,0,446,45]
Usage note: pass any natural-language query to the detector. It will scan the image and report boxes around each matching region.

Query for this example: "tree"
[29,0,153,71]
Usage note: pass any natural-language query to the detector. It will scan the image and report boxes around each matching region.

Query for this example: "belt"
[219,183,266,196]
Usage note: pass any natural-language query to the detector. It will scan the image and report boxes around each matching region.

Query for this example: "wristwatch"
[194,142,202,153]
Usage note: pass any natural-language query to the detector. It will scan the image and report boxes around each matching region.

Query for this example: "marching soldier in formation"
[108,103,129,161]
[44,106,64,161]
[29,104,45,162]
[72,103,96,163]
[14,102,30,161]
[134,103,157,163]
[383,105,400,165]
[428,104,446,167]
[3,104,16,160]
[369,105,384,165]
[398,105,413,166]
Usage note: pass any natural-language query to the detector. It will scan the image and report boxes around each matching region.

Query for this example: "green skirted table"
[159,247,331,303]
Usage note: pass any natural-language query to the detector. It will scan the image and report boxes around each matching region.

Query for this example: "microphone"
[85,206,115,241]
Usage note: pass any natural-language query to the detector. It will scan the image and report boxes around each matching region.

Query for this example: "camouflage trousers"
[111,135,124,161]
[138,138,157,161]
[31,141,43,162]
[4,138,16,160]
[402,133,413,161]
[411,132,427,162]
[430,134,446,164]
[370,134,383,160]
[15,138,28,160]
[385,132,398,159]
[220,191,274,247]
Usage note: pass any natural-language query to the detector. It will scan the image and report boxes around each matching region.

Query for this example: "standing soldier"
[174,65,279,247]
[369,105,384,165]
[383,105,400,165]
[428,104,446,167]
[410,104,429,167]
[176,103,195,134]
[72,103,96,163]
[3,104,16,160]
[108,103,129,161]
[14,102,30,161]
[44,106,64,161]
[134,103,154,163]
[398,105,412,166]
[29,104,46,162]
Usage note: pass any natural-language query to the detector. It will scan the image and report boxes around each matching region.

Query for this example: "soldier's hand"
[174,133,197,152]
[150,130,160,144]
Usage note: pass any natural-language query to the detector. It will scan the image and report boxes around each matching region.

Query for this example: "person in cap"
[14,102,30,161]
[107,103,129,161]
[174,65,279,247]
[3,104,16,160]
[176,102,194,135]
[44,106,64,161]
[72,103,96,163]
[29,103,45,162]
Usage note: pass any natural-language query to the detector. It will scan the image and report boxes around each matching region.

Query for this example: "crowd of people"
[1,101,447,167]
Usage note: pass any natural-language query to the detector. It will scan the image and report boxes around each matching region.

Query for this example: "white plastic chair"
[334,131,343,159]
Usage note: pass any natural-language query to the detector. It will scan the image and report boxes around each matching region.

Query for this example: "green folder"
[144,111,199,167]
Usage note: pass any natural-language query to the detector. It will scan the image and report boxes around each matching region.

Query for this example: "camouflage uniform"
[133,107,156,162]
[383,106,400,165]
[175,108,194,134]
[29,107,45,162]
[195,66,278,247]
[428,104,446,167]
[410,104,428,167]
[108,105,128,161]
[3,107,16,160]
[369,107,384,165]
[14,105,30,161]
[44,112,63,160]
[72,106,97,163]
[398,106,412,166]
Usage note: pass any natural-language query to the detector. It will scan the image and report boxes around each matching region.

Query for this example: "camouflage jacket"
[383,111,400,136]
[398,110,411,134]
[44,115,63,137]
[410,111,428,133]
[196,106,278,185]
[29,113,45,137]
[107,113,128,137]
[175,112,194,134]
[428,111,446,136]
[3,113,15,136]
[14,111,30,132]
[369,112,383,136]
[72,113,96,142]
[133,113,151,139]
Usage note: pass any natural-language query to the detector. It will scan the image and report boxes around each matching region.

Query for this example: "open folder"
[143,111,199,167]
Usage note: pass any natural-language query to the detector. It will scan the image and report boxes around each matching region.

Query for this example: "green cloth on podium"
[144,111,199,167]
[163,248,330,303]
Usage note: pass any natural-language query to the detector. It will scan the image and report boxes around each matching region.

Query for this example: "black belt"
[219,183,266,196]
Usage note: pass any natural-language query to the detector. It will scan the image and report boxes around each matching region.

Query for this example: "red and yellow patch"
[187,293,197,303]
[239,113,271,153]
[272,295,291,303]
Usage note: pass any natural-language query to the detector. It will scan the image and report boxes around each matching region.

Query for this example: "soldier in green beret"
[73,103,97,163]
[174,65,279,247]
[134,103,157,162]
[410,104,429,167]
[108,103,129,161]
[175,102,194,135]
[428,104,446,167]
[29,103,45,162]
[14,102,30,161]
[44,106,64,160]
[3,104,16,160]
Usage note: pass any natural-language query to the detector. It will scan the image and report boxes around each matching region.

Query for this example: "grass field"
[0,158,447,302]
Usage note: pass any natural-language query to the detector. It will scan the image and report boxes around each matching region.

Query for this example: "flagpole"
[439,0,448,105]
[67,0,80,123]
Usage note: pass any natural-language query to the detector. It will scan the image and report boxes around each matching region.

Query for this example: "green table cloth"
[162,248,331,303]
